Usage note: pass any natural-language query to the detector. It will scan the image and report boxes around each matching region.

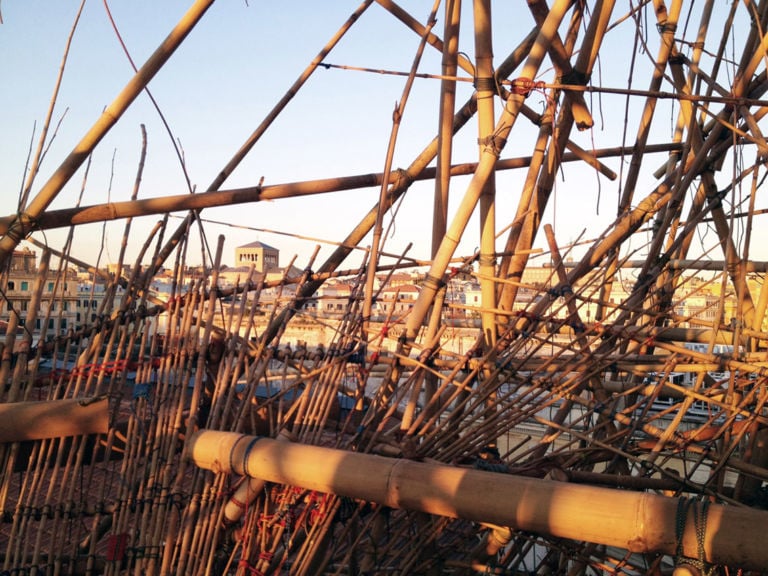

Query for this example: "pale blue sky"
[0,2,760,273]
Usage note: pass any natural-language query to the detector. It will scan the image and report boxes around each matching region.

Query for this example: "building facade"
[235,241,279,273]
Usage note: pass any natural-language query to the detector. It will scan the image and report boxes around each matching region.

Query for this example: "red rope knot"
[511,77,546,97]
[258,513,274,525]
[644,336,655,347]
[238,559,264,576]
[258,551,274,563]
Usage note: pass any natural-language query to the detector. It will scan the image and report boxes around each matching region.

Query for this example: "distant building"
[235,241,279,273]
[0,248,79,344]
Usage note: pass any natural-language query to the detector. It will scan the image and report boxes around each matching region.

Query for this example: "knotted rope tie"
[510,77,547,97]
[675,497,716,575]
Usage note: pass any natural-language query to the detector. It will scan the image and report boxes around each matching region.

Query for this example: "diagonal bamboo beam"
[0,0,216,270]
[403,0,573,344]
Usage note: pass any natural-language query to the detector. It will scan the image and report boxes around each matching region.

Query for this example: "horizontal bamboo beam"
[624,259,768,273]
[0,143,682,234]
[0,396,109,443]
[188,430,768,571]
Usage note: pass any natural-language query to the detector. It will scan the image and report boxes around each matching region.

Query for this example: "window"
[7,281,14,291]
[47,282,54,292]
[21,281,29,291]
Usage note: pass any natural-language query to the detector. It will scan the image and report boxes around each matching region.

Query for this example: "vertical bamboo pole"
[404,0,572,344]
[424,0,461,426]
[474,0,497,353]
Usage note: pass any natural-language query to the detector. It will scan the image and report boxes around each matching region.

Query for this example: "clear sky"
[0,2,761,274]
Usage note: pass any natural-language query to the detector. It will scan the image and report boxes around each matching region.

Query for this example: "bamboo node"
[478,134,507,157]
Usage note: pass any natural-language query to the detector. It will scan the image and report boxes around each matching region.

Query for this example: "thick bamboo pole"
[188,430,768,571]
[474,0,498,352]
[0,0,215,269]
[0,397,108,443]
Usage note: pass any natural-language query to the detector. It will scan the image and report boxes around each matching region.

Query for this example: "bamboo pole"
[616,0,683,213]
[404,0,572,343]
[362,0,439,343]
[0,397,108,443]
[188,430,768,571]
[474,0,498,357]
[0,141,668,235]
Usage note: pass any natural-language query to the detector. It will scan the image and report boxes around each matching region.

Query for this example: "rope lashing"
[675,497,716,575]
[510,77,547,98]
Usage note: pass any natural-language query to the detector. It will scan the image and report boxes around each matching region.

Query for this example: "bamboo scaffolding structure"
[5,1,768,574]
